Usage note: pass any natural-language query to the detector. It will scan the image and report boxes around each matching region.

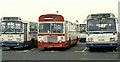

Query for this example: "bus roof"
[86,13,115,19]
[1,17,22,21]
[39,14,64,22]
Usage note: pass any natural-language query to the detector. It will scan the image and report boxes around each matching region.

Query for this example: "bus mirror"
[113,31,116,35]
[47,30,50,33]
[116,18,119,23]
[76,20,78,22]
[83,20,86,23]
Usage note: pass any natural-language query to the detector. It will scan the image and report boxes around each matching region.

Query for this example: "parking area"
[2,42,119,60]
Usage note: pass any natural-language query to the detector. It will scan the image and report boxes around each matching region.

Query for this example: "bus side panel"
[29,22,38,47]
[67,22,78,45]
[24,23,27,43]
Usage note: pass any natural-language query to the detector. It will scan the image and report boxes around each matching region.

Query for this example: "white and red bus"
[38,14,79,49]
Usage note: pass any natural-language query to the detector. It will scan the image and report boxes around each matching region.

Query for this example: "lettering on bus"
[3,17,21,21]
[44,16,53,21]
[44,16,58,21]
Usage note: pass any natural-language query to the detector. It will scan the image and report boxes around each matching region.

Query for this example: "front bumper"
[38,41,69,48]
[86,43,117,47]
[0,42,28,47]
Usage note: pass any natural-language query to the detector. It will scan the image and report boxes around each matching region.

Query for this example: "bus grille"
[44,36,57,42]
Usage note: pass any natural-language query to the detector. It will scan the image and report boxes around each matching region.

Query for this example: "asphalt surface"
[2,42,119,60]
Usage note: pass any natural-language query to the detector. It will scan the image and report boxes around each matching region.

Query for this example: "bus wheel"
[69,38,71,45]
[112,47,117,51]
[89,47,94,52]
[29,39,34,49]
[9,47,14,50]
[44,47,48,50]
[76,37,79,42]
[31,38,37,48]
[74,42,77,45]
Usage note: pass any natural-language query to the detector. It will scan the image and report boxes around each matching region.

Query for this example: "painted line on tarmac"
[82,47,88,53]
[74,51,82,52]
[30,48,36,50]
[44,51,60,52]
[74,47,88,53]
[80,58,89,60]
[106,51,118,53]
[15,50,30,53]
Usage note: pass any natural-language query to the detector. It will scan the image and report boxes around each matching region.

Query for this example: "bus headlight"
[19,38,22,41]
[88,38,93,41]
[61,37,63,40]
[16,38,22,41]
[0,38,4,41]
[59,40,62,43]
[110,37,116,41]
[40,40,43,42]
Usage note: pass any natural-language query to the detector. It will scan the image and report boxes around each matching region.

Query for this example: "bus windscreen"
[87,18,116,31]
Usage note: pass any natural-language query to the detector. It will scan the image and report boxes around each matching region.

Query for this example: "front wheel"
[111,47,117,51]
[9,46,14,50]
[29,40,34,49]
[89,47,94,52]
[31,38,38,48]
[74,42,77,45]
[44,47,48,50]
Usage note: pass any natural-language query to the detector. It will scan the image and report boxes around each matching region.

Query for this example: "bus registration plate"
[98,39,104,41]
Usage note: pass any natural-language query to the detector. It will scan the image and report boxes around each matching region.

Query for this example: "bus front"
[0,17,25,49]
[86,13,118,49]
[38,14,66,49]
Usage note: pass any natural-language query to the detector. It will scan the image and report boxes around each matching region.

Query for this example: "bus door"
[24,23,27,43]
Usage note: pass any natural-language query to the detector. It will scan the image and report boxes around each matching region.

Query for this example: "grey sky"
[0,0,119,23]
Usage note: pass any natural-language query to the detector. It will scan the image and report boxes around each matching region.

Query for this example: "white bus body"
[79,24,86,42]
[86,13,118,49]
[0,17,38,49]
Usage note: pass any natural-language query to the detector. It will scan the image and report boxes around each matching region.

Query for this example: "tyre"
[111,47,117,51]
[29,40,34,49]
[44,47,48,50]
[9,46,14,50]
[89,47,94,52]
[74,42,77,45]
[31,38,38,48]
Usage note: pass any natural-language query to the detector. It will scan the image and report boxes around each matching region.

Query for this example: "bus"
[86,13,118,50]
[38,14,79,49]
[79,24,86,42]
[0,17,38,49]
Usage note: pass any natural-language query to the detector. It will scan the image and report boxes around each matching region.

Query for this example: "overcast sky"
[0,0,120,23]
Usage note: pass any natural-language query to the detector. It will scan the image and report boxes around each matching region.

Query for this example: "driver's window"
[7,22,15,32]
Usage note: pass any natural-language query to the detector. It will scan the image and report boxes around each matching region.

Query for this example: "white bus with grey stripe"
[86,13,118,50]
[0,17,38,49]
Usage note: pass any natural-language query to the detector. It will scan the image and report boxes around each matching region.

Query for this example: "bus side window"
[30,24,37,32]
